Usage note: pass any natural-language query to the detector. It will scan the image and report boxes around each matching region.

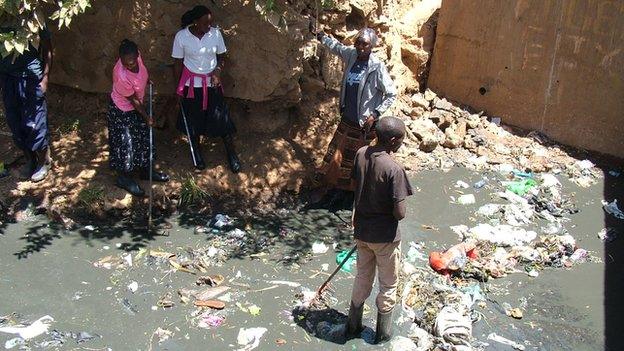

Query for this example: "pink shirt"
[111,55,148,112]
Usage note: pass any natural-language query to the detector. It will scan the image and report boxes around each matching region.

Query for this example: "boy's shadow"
[291,306,375,345]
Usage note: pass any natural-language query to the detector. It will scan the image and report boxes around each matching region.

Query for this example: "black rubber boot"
[140,167,170,182]
[224,136,241,173]
[190,136,206,170]
[31,148,51,183]
[19,149,37,180]
[345,301,364,339]
[374,308,393,344]
[115,173,145,196]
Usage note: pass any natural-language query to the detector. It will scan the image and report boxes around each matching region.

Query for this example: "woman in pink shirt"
[108,39,169,196]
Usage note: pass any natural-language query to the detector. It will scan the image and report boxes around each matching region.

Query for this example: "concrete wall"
[428,0,624,158]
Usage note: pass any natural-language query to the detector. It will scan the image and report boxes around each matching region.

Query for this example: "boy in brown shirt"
[346,116,413,344]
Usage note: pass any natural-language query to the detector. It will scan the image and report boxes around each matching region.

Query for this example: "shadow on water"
[602,155,624,351]
[291,307,349,345]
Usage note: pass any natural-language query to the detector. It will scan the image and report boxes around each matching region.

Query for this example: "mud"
[0,167,623,350]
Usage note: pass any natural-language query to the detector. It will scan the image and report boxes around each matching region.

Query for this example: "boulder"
[424,88,437,101]
[350,0,378,17]
[411,93,430,109]
[409,107,425,119]
[466,114,481,129]
[410,118,438,139]
[430,109,454,130]
[443,124,464,149]
[420,134,443,152]
[410,118,444,152]
[464,135,477,150]
[434,98,454,111]
[456,119,468,140]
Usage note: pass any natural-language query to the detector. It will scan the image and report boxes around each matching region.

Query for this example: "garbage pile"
[393,164,596,350]
[396,89,605,189]
[399,267,484,350]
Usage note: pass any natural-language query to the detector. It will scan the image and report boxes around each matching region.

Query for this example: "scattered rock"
[424,88,437,101]
[443,126,463,149]
[411,93,430,109]
[409,107,425,119]
[434,98,454,111]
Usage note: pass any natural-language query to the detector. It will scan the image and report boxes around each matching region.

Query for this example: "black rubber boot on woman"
[116,172,144,196]
[223,136,241,173]
[140,167,170,182]
[190,136,206,170]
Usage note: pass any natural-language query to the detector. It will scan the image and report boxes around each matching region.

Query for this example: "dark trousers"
[1,74,49,151]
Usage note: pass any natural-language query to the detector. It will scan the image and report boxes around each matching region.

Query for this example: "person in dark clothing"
[0,26,53,182]
[172,5,241,173]
[345,116,413,344]
[107,39,169,196]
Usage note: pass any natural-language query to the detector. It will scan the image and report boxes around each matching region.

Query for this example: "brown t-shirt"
[351,146,413,243]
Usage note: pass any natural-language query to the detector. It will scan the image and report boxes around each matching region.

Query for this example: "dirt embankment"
[0,0,441,222]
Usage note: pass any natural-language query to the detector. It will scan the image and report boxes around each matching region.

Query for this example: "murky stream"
[1,167,622,350]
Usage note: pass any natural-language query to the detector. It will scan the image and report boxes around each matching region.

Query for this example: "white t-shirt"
[172,26,227,87]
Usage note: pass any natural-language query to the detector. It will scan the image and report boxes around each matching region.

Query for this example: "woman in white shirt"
[172,5,241,173]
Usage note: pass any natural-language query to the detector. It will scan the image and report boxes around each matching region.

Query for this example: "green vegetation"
[77,185,104,208]
[56,118,80,136]
[0,0,91,57]
[180,174,208,206]
[322,0,335,10]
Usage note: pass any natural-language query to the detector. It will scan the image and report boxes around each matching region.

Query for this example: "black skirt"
[177,86,236,138]
[107,102,153,173]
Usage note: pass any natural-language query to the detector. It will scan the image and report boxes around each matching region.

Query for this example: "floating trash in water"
[406,242,427,263]
[598,228,618,243]
[336,250,357,273]
[0,315,54,340]
[154,327,173,343]
[456,194,476,205]
[4,337,25,349]
[455,180,470,189]
[236,327,267,351]
[311,242,329,254]
[473,179,487,189]
[197,313,225,329]
[127,281,138,293]
[602,200,624,220]
[487,332,526,350]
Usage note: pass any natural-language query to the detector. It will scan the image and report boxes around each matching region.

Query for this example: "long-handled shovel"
[148,82,154,231]
[179,101,198,167]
